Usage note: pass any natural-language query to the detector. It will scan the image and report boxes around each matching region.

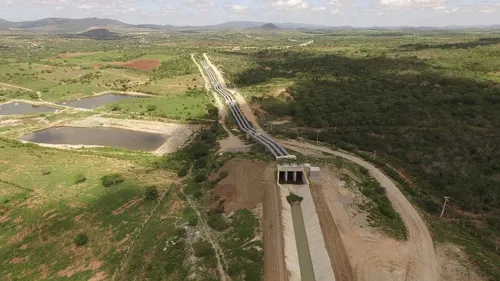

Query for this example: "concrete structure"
[277,164,307,185]
[309,167,321,178]
[200,59,296,160]
[295,184,336,281]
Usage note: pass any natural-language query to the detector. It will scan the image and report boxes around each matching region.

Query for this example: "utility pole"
[316,131,319,144]
[440,196,450,218]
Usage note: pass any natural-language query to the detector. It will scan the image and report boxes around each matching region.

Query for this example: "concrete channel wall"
[295,185,336,281]
[279,184,302,281]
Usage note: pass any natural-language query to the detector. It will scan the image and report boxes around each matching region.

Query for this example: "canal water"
[291,202,317,281]
[0,102,58,115]
[57,94,137,109]
[20,126,167,151]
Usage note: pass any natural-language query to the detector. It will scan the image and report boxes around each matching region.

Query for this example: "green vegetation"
[193,240,215,258]
[223,209,263,281]
[286,193,304,204]
[359,178,408,240]
[0,137,185,280]
[74,173,87,184]
[74,233,89,246]
[145,185,159,201]
[210,31,500,277]
[104,88,212,120]
[101,173,124,187]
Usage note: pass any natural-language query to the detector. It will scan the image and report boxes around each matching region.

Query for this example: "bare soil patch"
[112,197,142,215]
[437,244,486,281]
[89,271,107,281]
[56,260,103,278]
[10,256,29,264]
[213,158,269,213]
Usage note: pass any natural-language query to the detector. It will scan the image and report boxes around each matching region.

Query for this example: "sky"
[0,0,499,27]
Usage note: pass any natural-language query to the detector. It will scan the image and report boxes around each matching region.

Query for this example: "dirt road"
[0,82,34,92]
[262,166,288,281]
[280,140,439,281]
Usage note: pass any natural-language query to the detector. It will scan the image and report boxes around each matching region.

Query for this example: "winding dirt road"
[280,140,439,281]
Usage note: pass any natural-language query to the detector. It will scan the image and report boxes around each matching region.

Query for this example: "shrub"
[177,166,189,177]
[100,173,124,187]
[188,216,198,226]
[286,193,303,204]
[146,104,157,112]
[74,173,87,184]
[74,233,88,246]
[145,186,159,201]
[41,169,51,175]
[193,240,215,257]
[194,173,207,183]
[207,214,229,231]
[219,171,228,179]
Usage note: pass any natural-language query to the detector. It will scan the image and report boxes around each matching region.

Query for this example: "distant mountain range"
[0,17,330,32]
[0,17,499,33]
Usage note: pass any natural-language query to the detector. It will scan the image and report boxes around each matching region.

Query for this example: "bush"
[146,104,157,112]
[194,173,207,183]
[188,216,198,226]
[41,169,51,175]
[145,186,159,201]
[74,233,88,246]
[207,213,229,231]
[177,166,189,177]
[101,173,124,187]
[74,173,87,184]
[286,193,303,204]
[193,240,215,257]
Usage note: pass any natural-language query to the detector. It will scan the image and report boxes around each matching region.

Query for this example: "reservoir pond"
[20,126,167,151]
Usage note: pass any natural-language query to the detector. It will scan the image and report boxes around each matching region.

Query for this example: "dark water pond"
[0,102,58,115]
[20,126,167,151]
[57,94,137,109]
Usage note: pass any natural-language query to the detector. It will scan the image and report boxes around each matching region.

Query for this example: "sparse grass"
[0,138,183,280]
[102,88,210,120]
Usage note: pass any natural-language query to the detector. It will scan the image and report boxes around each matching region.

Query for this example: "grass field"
[0,42,202,103]
[0,138,187,280]
[101,88,213,120]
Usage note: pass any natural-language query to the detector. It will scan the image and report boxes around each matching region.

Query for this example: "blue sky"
[0,0,499,26]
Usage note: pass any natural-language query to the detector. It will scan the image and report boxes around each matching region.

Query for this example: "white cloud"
[312,6,326,11]
[434,5,446,10]
[231,4,248,13]
[451,6,460,13]
[379,0,447,9]
[272,0,309,10]
[479,9,493,13]
[76,4,95,9]
[331,9,340,14]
